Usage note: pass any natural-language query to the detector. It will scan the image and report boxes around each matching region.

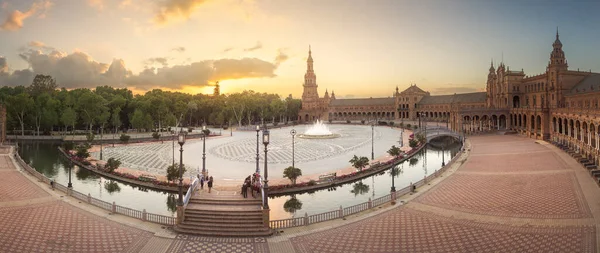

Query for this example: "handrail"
[183,177,199,207]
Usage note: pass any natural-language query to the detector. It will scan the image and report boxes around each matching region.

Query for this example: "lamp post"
[391,165,396,192]
[171,131,175,167]
[262,128,270,210]
[255,125,260,175]
[371,122,375,160]
[290,129,296,168]
[202,125,207,177]
[68,160,73,188]
[100,126,103,160]
[177,130,186,206]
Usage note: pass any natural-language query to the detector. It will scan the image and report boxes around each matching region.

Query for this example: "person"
[207,176,213,193]
[242,179,249,198]
[200,175,205,190]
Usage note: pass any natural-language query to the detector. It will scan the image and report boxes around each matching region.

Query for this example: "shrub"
[361,120,365,124]
[307,180,316,186]
[62,141,75,152]
[202,128,211,136]
[120,134,130,143]
[188,127,193,133]
[346,120,351,124]
[75,145,90,159]
[406,123,411,128]
[409,139,418,148]
[328,119,332,123]
[166,163,187,183]
[152,132,161,139]
[273,122,279,126]
[389,122,395,126]
[104,158,121,173]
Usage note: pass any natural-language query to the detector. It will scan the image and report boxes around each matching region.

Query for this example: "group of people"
[241,173,261,198]
[199,174,214,193]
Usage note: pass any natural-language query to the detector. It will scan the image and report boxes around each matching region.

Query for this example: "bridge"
[415,126,462,143]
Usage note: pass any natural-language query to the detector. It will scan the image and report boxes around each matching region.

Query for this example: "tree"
[387,145,401,158]
[283,166,302,185]
[416,133,426,144]
[104,180,121,193]
[349,155,370,171]
[166,163,187,183]
[7,92,33,136]
[409,139,418,148]
[28,74,57,97]
[104,158,121,173]
[61,107,77,136]
[187,101,197,126]
[75,145,90,159]
[77,91,107,131]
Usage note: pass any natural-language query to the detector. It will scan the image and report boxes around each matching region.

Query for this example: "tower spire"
[556,27,559,39]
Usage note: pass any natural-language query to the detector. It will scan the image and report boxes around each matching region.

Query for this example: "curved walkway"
[272,135,599,253]
[1,134,599,252]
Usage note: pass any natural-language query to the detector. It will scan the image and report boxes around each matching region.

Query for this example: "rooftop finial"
[556,27,559,39]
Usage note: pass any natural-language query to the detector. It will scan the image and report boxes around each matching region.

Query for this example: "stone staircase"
[174,190,272,237]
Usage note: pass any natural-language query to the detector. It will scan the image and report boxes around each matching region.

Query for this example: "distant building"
[299,32,600,165]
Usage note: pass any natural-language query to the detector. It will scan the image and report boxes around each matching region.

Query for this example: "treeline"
[0,75,302,136]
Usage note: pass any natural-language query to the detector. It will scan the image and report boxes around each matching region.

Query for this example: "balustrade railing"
[12,149,176,226]
[183,177,199,208]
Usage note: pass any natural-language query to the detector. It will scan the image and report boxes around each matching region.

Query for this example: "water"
[16,137,460,220]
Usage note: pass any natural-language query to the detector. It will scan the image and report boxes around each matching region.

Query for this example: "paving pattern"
[0,171,50,202]
[290,208,595,253]
[166,235,270,253]
[286,134,599,253]
[414,172,592,218]
[0,201,152,253]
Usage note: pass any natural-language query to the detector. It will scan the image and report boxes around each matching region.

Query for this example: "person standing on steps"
[207,176,213,193]
[199,174,205,190]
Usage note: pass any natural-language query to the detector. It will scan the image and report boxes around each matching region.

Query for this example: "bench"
[138,174,157,182]
[318,173,337,182]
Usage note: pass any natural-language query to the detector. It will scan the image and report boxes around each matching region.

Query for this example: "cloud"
[1,43,282,91]
[243,41,262,52]
[154,0,210,24]
[171,46,185,53]
[88,0,104,10]
[27,40,55,51]
[0,0,52,31]
[222,47,234,53]
[430,85,484,95]
[274,49,289,66]
[144,57,169,67]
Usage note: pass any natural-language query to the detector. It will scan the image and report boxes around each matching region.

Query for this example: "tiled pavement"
[2,133,600,252]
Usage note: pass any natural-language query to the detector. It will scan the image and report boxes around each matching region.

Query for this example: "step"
[189,198,262,205]
[173,226,272,237]
[185,208,263,215]
[184,216,263,224]
[177,223,270,233]
[181,220,263,228]
[184,213,264,221]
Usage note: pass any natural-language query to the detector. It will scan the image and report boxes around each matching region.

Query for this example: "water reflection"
[104,180,121,194]
[166,194,177,213]
[283,196,303,214]
[350,181,370,196]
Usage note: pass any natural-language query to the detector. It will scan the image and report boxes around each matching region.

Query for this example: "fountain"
[298,120,340,139]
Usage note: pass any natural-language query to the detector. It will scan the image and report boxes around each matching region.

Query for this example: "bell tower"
[301,45,320,110]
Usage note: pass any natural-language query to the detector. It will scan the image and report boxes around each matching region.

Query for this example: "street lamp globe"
[178,132,186,145]
[263,129,270,145]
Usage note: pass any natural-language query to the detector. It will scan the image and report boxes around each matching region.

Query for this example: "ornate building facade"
[299,31,600,164]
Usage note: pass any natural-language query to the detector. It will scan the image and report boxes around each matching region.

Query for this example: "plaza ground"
[1,133,598,252]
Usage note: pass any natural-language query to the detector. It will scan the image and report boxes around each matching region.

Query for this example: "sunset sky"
[1,0,600,98]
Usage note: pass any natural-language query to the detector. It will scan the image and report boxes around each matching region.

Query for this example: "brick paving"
[290,208,595,253]
[414,172,592,219]
[0,171,50,202]
[0,201,152,252]
[285,135,600,253]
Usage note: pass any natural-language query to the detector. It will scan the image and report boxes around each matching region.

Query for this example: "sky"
[1,0,600,98]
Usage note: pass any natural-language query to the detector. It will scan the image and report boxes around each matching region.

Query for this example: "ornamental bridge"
[415,126,462,143]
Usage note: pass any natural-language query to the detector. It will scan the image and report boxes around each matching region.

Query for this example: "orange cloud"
[0,0,52,31]
[154,0,210,24]
[88,0,104,10]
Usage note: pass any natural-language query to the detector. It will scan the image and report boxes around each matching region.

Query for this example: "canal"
[16,137,461,220]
